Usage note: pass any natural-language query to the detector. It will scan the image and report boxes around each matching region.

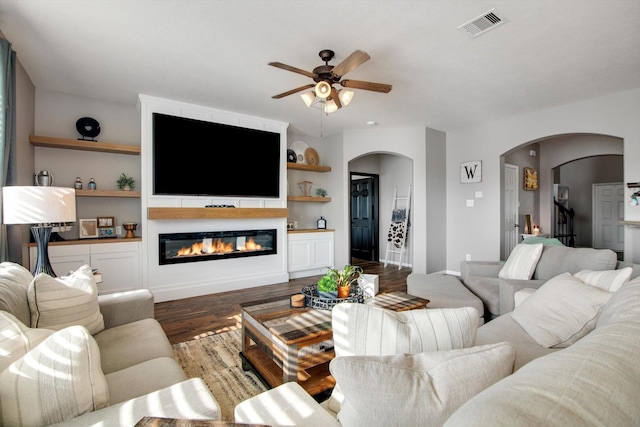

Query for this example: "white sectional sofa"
[0,262,220,426]
[235,267,640,426]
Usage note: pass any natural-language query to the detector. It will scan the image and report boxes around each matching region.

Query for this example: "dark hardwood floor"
[155,259,412,344]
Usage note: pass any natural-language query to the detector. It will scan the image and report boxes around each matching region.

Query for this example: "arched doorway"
[501,134,623,259]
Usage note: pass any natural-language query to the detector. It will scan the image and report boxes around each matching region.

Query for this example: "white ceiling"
[1,0,639,137]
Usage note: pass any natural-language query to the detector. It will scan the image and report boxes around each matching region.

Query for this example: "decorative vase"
[338,285,350,299]
[122,185,131,191]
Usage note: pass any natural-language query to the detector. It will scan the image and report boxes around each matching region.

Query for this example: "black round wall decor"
[76,117,101,141]
[287,149,297,163]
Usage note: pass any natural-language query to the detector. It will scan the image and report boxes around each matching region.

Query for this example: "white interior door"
[593,183,624,252]
[504,164,519,258]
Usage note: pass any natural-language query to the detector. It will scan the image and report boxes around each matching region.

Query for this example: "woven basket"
[301,283,364,310]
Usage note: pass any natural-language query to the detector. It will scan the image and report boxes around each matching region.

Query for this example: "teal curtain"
[0,38,17,262]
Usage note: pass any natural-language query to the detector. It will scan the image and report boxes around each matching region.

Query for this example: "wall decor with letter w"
[460,160,482,183]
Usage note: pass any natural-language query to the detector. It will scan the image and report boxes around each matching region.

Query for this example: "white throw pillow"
[0,262,35,326]
[498,243,544,280]
[330,342,516,427]
[28,264,104,334]
[0,325,110,426]
[0,311,54,373]
[512,272,613,348]
[327,304,479,413]
[574,267,632,292]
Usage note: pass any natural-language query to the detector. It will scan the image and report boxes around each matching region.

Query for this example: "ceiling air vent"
[458,9,506,38]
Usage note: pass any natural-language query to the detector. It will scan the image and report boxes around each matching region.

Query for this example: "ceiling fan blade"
[330,87,342,109]
[268,62,316,79]
[340,79,392,93]
[331,50,370,78]
[272,84,315,99]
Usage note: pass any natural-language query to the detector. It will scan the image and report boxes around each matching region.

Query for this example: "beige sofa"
[461,244,637,318]
[234,270,640,426]
[0,262,220,426]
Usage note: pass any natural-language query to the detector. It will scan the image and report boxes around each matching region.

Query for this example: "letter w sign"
[460,161,482,183]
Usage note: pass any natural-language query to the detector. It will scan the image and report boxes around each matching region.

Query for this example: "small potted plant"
[317,264,363,299]
[315,187,328,197]
[116,173,135,191]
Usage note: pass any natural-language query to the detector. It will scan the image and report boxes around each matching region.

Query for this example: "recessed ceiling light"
[366,121,377,126]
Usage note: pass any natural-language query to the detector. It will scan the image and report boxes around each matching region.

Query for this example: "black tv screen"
[153,113,281,198]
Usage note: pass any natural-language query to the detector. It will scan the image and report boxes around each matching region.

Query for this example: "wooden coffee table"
[239,291,429,396]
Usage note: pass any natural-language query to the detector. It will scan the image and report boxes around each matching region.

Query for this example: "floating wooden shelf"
[287,196,332,202]
[30,135,141,155]
[620,221,640,227]
[76,189,141,198]
[148,207,289,220]
[286,163,331,172]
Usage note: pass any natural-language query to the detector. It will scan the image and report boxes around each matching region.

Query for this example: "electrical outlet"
[116,226,122,235]
[466,254,471,261]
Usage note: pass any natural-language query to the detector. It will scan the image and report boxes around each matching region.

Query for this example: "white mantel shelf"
[147,207,288,220]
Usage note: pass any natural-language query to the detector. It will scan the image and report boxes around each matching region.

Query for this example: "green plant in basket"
[317,273,338,294]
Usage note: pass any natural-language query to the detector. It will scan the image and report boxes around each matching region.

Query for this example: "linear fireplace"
[159,229,277,265]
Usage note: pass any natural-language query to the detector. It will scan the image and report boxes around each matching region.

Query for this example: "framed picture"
[524,167,538,191]
[97,216,114,227]
[460,160,482,183]
[79,219,98,239]
[98,227,117,238]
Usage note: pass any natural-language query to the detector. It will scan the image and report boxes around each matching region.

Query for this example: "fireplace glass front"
[159,229,276,265]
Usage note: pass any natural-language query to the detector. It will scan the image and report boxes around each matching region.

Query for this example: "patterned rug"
[172,329,268,421]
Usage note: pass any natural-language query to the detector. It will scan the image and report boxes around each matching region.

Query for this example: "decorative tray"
[301,283,364,311]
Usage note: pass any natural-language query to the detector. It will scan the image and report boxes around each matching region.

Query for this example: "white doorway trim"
[504,163,519,258]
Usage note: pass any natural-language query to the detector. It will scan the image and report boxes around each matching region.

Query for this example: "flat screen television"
[152,113,281,198]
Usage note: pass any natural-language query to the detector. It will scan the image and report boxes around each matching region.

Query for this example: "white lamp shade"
[314,81,332,99]
[300,91,316,107]
[324,99,339,114]
[2,186,76,224]
[338,89,355,106]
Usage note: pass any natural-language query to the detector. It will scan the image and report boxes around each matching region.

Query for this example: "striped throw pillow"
[0,325,109,426]
[28,264,104,334]
[574,267,632,292]
[498,243,544,280]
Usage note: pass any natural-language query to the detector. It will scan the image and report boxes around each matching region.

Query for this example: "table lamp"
[2,186,76,277]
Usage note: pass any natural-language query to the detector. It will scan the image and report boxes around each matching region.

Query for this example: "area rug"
[172,329,268,421]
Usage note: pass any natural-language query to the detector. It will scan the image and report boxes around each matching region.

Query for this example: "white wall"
[447,89,640,270]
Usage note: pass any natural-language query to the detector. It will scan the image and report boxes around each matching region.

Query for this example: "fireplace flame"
[176,237,262,257]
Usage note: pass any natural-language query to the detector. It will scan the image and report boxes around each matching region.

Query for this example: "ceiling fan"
[269,49,392,113]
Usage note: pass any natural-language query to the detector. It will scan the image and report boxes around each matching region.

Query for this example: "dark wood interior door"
[351,176,378,261]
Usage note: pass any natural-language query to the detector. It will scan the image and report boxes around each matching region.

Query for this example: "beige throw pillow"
[327,304,479,413]
[0,311,54,373]
[574,267,632,292]
[330,343,516,427]
[498,243,544,280]
[512,272,613,348]
[0,325,110,426]
[0,262,35,326]
[28,264,104,334]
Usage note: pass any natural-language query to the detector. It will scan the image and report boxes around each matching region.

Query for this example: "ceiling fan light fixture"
[315,81,332,99]
[300,91,316,107]
[324,99,339,114]
[338,89,355,106]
